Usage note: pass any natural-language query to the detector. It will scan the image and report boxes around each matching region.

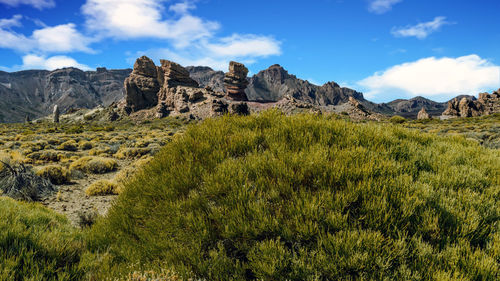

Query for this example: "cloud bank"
[21,54,91,71]
[359,55,500,102]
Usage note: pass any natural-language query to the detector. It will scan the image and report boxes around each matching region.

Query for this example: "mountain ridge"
[0,64,461,122]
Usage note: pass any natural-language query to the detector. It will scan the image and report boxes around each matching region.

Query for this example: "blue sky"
[0,0,499,102]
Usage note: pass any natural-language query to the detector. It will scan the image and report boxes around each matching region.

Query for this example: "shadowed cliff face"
[0,68,131,123]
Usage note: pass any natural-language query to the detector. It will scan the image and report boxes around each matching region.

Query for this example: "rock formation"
[417,107,430,120]
[442,90,499,118]
[124,56,161,112]
[123,56,251,119]
[224,61,249,101]
[160,60,199,89]
[53,105,60,123]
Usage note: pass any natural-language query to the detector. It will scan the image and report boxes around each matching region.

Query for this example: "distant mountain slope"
[187,64,390,113]
[0,68,131,122]
[0,63,464,122]
[382,97,447,118]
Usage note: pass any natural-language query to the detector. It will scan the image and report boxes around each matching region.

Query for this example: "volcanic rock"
[442,90,500,118]
[124,56,161,111]
[160,60,199,89]
[229,102,250,116]
[417,107,430,120]
[211,99,229,117]
[224,61,249,101]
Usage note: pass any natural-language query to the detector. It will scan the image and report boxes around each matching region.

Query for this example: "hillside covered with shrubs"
[1,111,499,280]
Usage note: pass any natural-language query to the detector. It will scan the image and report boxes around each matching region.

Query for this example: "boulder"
[229,102,250,116]
[155,102,170,118]
[211,99,228,116]
[224,61,249,101]
[417,107,430,120]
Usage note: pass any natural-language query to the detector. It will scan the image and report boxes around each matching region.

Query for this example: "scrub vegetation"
[1,111,499,280]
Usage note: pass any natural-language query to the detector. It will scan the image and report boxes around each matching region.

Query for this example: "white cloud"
[32,24,93,53]
[359,55,500,101]
[0,14,23,29]
[368,0,402,14]
[205,34,282,58]
[0,28,33,52]
[20,54,91,70]
[0,0,55,9]
[0,19,93,53]
[81,0,219,47]
[392,17,452,39]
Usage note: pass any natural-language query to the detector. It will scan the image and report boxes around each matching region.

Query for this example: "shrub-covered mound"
[92,111,500,280]
[0,197,84,280]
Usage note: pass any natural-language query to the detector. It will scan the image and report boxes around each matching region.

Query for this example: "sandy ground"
[41,159,132,227]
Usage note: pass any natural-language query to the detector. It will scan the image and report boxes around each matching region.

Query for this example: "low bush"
[36,165,71,185]
[114,147,152,159]
[69,156,118,174]
[389,115,406,123]
[85,179,119,196]
[27,149,69,163]
[57,140,78,151]
[79,140,93,150]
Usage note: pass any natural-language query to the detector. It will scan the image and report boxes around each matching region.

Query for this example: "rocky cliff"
[442,90,500,118]
[0,67,131,123]
[2,61,489,123]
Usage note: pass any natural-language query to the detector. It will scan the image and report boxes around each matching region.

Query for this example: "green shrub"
[89,111,500,280]
[0,197,84,280]
[390,115,406,124]
[69,156,118,174]
[35,165,71,185]
[79,140,93,150]
[85,180,119,196]
[57,140,78,151]
[114,147,152,159]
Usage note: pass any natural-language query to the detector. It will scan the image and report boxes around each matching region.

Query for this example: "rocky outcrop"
[442,90,499,118]
[224,61,249,101]
[417,107,430,120]
[53,105,60,123]
[124,56,161,112]
[123,56,252,120]
[478,90,500,115]
[160,60,199,89]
